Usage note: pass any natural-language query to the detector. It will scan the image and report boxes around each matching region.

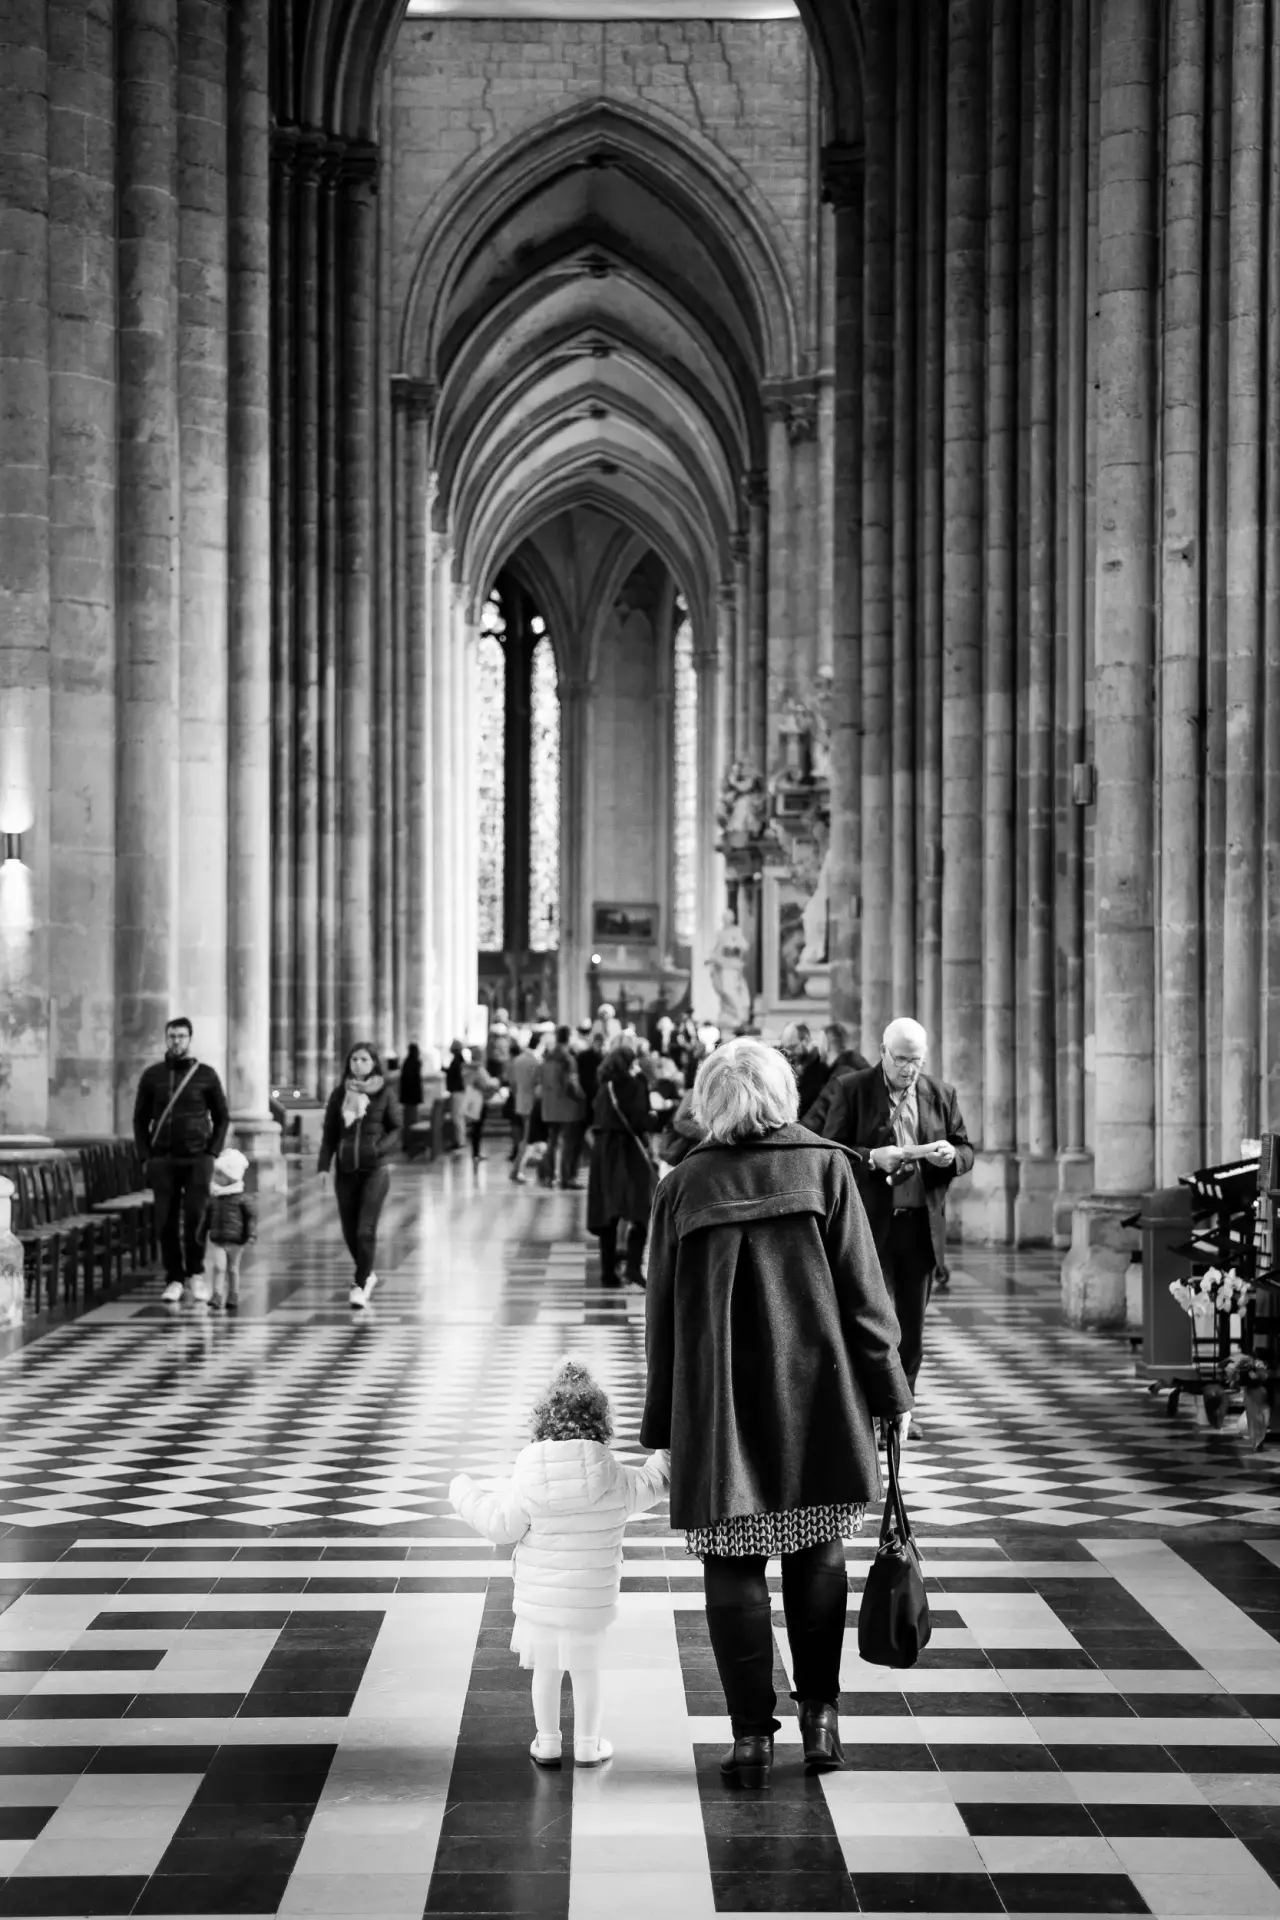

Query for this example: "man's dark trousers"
[148,1156,214,1283]
[879,1208,935,1390]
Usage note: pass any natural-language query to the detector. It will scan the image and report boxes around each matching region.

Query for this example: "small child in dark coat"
[203,1148,256,1312]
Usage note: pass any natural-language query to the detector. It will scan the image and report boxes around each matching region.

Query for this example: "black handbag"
[857,1429,932,1668]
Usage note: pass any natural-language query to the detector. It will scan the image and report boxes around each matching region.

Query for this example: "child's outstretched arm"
[620,1449,671,1517]
[449,1472,531,1545]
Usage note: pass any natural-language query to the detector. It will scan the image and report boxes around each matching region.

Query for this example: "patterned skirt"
[685,1502,866,1560]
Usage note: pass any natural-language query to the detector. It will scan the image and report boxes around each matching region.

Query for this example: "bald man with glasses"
[816,1018,972,1414]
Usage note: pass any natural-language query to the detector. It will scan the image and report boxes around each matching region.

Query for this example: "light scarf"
[341,1072,383,1128]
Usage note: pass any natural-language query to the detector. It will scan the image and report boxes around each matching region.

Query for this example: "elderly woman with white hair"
[640,1036,912,1792]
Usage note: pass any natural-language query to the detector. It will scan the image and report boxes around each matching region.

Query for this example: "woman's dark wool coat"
[640,1125,914,1531]
[586,1067,656,1233]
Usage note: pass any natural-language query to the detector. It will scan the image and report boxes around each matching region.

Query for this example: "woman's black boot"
[798,1701,844,1771]
[719,1733,773,1789]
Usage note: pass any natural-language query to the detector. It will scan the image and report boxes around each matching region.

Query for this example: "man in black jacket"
[798,1022,871,1129]
[133,1017,230,1303]
[817,1017,972,1407]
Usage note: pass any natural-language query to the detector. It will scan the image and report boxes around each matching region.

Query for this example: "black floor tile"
[1015,1693,1136,1717]
[1088,1803,1232,1839]
[1172,1744,1280,1772]
[1219,1804,1280,1839]
[425,1871,568,1914]
[1122,1692,1247,1718]
[958,1801,1100,1837]
[85,1746,217,1772]
[54,1649,164,1672]
[155,1837,305,1875]
[238,1691,355,1716]
[0,1807,55,1839]
[908,1691,1023,1716]
[1237,1837,1280,1880]
[1231,1694,1280,1716]
[0,1877,148,1916]
[1046,1744,1177,1772]
[0,1654,55,1673]
[9,1695,133,1720]
[172,1800,317,1843]
[133,1870,293,1914]
[432,1834,572,1872]
[188,1746,336,1803]
[87,1612,192,1631]
[988,1648,1098,1669]
[992,1871,1150,1912]
[852,1871,1003,1911]
[710,1868,858,1911]
[931,1743,1061,1770]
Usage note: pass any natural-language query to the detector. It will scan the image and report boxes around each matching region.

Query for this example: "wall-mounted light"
[2,833,24,867]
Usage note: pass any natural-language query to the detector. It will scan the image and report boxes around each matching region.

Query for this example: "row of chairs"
[2,1141,155,1315]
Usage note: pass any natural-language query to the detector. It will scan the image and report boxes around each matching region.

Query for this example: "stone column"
[292,134,323,1092]
[744,472,769,777]
[47,0,118,1134]
[1064,0,1158,1328]
[558,676,589,1020]
[1264,19,1280,1130]
[816,210,837,681]
[693,613,729,1021]
[226,0,280,1181]
[115,0,181,1128]
[317,155,340,1074]
[965,0,1017,1246]
[1157,0,1206,1184]
[788,391,820,697]
[1055,0,1093,1236]
[338,143,378,1040]
[915,5,945,1050]
[0,0,51,1133]
[823,144,863,1038]
[731,531,750,761]
[891,0,917,1017]
[940,0,986,1131]
[397,378,433,1048]
[765,402,792,732]
[1221,0,1267,1156]
[177,0,229,1074]
[861,6,894,1051]
[430,536,455,1045]
[1016,0,1060,1243]
[270,132,296,1086]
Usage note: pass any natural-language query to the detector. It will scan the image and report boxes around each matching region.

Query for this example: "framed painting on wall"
[761,871,827,1013]
[592,902,659,946]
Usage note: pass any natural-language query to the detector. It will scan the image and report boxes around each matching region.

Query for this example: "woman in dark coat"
[586,1039,656,1288]
[641,1037,912,1790]
[398,1044,424,1151]
[318,1041,403,1309]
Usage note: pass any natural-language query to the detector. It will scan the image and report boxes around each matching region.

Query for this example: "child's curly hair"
[530,1358,613,1444]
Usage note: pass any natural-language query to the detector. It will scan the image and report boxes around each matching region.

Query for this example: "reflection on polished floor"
[1,1160,1279,1920]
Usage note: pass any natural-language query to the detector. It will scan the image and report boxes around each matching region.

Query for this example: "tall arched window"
[672,598,698,949]
[477,592,506,953]
[529,619,560,953]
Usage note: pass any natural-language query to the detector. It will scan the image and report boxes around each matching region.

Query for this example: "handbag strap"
[607,1079,650,1155]
[149,1060,201,1146]
[879,1428,915,1549]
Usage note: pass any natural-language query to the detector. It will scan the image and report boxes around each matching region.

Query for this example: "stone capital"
[741,469,769,511]
[290,128,332,184]
[821,141,865,209]
[786,390,818,444]
[730,532,750,564]
[336,139,379,197]
[392,374,436,424]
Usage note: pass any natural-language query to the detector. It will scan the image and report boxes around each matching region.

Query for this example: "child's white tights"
[531,1664,601,1744]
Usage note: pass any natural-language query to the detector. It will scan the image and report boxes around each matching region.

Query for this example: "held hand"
[925,1141,956,1168]
[880,1412,912,1450]
[869,1146,905,1174]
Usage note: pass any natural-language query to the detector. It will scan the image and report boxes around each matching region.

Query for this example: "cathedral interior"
[2,1,1280,1916]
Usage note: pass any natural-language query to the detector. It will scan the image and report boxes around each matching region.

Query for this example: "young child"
[201,1147,256,1312]
[449,1358,669,1768]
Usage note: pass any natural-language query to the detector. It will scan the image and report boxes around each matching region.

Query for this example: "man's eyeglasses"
[887,1052,924,1069]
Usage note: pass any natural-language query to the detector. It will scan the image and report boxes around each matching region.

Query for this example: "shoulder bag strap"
[607,1079,652,1159]
[149,1061,201,1146]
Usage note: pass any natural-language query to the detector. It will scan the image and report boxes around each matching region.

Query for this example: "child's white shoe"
[573,1736,612,1767]
[529,1733,562,1769]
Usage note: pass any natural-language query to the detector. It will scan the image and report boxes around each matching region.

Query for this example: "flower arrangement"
[1225,1351,1275,1452]
[1168,1266,1252,1318]
[1225,1352,1270,1389]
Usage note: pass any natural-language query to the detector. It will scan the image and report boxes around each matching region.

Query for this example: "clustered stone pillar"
[115,0,181,1127]
[226,0,280,1177]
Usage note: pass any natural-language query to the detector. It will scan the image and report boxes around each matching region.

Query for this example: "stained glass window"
[672,599,697,948]
[529,622,560,953]
[477,592,506,952]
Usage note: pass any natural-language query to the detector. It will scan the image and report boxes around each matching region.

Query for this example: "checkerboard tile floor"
[0,1160,1277,1917]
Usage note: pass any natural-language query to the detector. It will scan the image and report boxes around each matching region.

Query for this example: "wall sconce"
[2,833,24,866]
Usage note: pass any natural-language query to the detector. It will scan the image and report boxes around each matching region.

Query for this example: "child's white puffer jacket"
[449,1438,669,1634]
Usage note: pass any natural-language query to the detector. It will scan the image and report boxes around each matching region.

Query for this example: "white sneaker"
[363,1272,378,1301]
[573,1736,613,1766]
[529,1733,562,1768]
[161,1281,184,1304]
[190,1276,211,1304]
[348,1284,368,1309]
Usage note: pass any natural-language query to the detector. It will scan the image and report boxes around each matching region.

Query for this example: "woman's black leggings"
[703,1537,848,1738]
[333,1167,390,1286]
